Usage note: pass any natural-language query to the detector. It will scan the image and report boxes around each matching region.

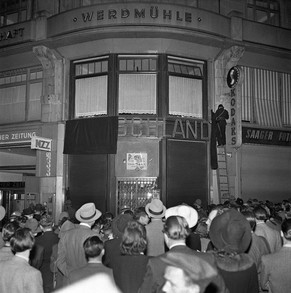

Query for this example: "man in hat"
[208,209,258,293]
[161,252,218,293]
[139,215,227,293]
[145,198,166,256]
[260,218,291,293]
[57,203,101,286]
[215,104,229,146]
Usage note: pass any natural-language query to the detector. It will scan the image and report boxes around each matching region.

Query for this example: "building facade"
[0,0,291,220]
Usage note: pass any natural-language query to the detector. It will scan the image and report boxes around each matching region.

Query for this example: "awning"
[63,116,118,154]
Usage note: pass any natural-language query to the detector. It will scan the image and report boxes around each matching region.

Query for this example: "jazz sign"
[31,136,52,152]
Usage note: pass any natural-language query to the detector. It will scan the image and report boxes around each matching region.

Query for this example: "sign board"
[31,136,52,152]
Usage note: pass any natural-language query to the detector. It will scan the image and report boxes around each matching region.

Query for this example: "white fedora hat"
[165,205,198,228]
[145,199,166,219]
[75,203,101,223]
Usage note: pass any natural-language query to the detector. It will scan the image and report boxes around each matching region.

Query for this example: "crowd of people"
[0,196,291,293]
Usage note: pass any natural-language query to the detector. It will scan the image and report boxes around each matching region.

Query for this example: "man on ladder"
[215,104,229,146]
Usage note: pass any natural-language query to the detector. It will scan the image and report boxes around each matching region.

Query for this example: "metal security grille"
[117,177,158,213]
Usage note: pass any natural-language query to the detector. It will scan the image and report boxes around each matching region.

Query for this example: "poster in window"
[126,153,147,170]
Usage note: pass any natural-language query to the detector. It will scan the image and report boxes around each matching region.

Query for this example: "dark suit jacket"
[111,254,149,293]
[68,262,114,285]
[139,244,228,293]
[35,230,59,293]
[103,237,122,268]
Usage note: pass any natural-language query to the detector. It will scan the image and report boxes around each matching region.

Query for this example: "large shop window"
[241,67,291,127]
[246,0,280,26]
[0,67,42,124]
[74,57,108,117]
[118,55,157,115]
[168,57,204,118]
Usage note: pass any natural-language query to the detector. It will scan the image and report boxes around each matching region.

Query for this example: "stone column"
[33,46,65,223]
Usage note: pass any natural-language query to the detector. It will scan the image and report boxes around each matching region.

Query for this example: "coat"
[35,230,59,293]
[57,224,99,278]
[260,246,291,293]
[139,244,228,293]
[68,262,114,285]
[145,219,165,257]
[255,222,282,253]
[111,254,149,293]
[0,255,43,293]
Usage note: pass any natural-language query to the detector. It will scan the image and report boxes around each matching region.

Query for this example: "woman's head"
[120,221,147,255]
[2,221,19,242]
[10,228,35,253]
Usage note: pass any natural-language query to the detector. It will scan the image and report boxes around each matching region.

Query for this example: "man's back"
[57,225,99,277]
[255,222,282,253]
[261,246,291,293]
[139,245,227,293]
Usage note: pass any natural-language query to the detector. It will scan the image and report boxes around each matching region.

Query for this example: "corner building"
[0,0,291,219]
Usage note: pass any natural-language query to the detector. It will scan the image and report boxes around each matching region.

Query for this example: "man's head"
[10,227,35,253]
[281,218,291,243]
[163,216,190,248]
[161,252,218,293]
[83,235,104,261]
[162,266,200,293]
[253,206,268,222]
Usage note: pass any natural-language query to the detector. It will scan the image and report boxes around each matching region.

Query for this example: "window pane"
[75,76,107,117]
[0,85,26,123]
[6,13,18,25]
[256,9,268,23]
[28,82,41,121]
[169,76,202,118]
[119,74,156,114]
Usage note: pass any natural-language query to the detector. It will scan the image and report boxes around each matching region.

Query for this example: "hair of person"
[253,205,268,221]
[133,210,148,221]
[281,218,291,241]
[241,210,256,231]
[2,221,19,242]
[120,220,147,255]
[195,220,208,238]
[10,227,35,253]
[163,216,191,240]
[83,235,104,259]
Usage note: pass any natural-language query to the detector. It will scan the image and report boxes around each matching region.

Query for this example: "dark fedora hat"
[209,208,251,254]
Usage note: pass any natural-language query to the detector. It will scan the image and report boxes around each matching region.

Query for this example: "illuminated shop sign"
[242,127,291,146]
[227,66,242,148]
[0,128,40,145]
[118,117,209,141]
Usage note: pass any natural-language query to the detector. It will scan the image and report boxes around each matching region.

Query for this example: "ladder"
[217,145,230,203]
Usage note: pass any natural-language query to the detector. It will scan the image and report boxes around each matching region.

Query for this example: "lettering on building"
[242,127,291,146]
[0,28,24,42]
[73,6,195,24]
[0,131,37,144]
[118,117,209,141]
